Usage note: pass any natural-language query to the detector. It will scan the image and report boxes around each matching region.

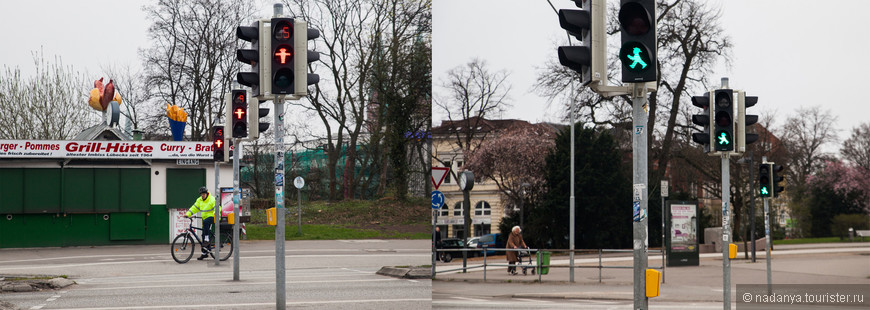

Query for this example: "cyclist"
[185,186,215,260]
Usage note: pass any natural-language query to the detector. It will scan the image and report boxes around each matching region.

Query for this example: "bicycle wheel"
[218,233,233,261]
[171,233,195,264]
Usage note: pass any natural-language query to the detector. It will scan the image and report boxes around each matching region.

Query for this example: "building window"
[453,201,464,217]
[438,202,449,217]
[474,224,491,236]
[443,161,452,183]
[452,224,465,239]
[474,201,491,216]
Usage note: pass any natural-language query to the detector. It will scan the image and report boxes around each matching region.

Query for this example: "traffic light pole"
[275,96,287,308]
[721,154,731,310]
[214,161,220,266]
[631,82,649,310]
[764,197,772,294]
[232,138,241,281]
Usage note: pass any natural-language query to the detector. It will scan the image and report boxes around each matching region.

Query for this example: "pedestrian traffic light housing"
[737,91,759,154]
[772,164,785,197]
[228,90,248,138]
[691,91,712,152]
[212,125,225,162]
[293,19,320,96]
[618,0,657,83]
[759,163,771,198]
[247,97,270,140]
[237,21,271,97]
[557,0,605,86]
[713,89,734,152]
[271,17,295,95]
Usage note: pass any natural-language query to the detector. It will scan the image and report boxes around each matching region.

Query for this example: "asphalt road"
[0,239,431,309]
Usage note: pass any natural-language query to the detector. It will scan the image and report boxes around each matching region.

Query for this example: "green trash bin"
[537,251,551,275]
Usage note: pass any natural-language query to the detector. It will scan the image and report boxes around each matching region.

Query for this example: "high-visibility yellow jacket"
[186,194,215,219]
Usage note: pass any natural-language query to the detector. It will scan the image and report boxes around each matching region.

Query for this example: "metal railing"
[433,247,664,283]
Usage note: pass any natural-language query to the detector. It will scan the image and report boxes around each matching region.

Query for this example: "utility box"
[728,243,737,259]
[266,208,277,226]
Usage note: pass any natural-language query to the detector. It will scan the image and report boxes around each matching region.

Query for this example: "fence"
[433,247,664,283]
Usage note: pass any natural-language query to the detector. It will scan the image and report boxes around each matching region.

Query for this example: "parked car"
[438,238,466,262]
[476,233,500,255]
[465,237,481,257]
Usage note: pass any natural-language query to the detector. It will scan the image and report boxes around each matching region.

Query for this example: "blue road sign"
[432,190,445,210]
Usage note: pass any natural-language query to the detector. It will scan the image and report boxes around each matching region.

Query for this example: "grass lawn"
[244,198,429,241]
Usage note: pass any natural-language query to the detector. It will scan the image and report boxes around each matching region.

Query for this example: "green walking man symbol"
[627,47,648,69]
[717,132,730,145]
[760,187,769,196]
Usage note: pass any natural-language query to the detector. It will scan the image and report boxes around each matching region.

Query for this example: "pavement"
[432,242,870,303]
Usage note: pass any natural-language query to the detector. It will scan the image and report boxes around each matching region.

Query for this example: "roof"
[432,116,532,135]
[73,124,132,141]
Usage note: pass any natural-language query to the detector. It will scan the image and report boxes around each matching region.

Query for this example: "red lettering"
[144,146,153,153]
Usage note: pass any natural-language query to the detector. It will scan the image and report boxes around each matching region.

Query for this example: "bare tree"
[286,0,430,200]
[140,0,255,141]
[0,50,99,139]
[841,123,870,170]
[434,58,512,184]
[781,106,838,188]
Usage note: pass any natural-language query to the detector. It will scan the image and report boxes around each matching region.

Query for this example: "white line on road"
[73,278,399,291]
[48,298,431,310]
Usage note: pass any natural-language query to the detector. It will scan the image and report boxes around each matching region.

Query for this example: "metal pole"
[569,90,575,283]
[520,195,524,229]
[631,82,649,310]
[297,187,302,235]
[661,183,666,283]
[749,154,757,263]
[462,189,470,273]
[214,160,220,266]
[722,154,731,310]
[432,210,437,280]
[233,138,241,281]
[764,197,772,295]
[275,96,286,308]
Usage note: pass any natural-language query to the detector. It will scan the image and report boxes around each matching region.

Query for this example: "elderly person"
[505,226,527,275]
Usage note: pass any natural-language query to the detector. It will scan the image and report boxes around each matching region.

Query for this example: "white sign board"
[661,180,669,197]
[0,140,214,159]
[294,176,305,189]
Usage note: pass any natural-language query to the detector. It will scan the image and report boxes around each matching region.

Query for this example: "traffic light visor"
[619,2,651,35]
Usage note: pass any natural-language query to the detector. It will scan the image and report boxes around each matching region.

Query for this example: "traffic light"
[293,19,320,96]
[271,17,295,95]
[247,97,270,140]
[557,0,605,86]
[691,91,712,152]
[712,89,734,152]
[236,21,270,97]
[759,163,771,198]
[772,164,785,197]
[618,0,657,83]
[229,89,248,138]
[212,125,225,162]
[737,91,759,154]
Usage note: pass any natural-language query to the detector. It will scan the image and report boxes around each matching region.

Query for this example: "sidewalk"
[432,243,870,302]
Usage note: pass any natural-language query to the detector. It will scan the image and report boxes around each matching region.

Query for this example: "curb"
[376,267,432,279]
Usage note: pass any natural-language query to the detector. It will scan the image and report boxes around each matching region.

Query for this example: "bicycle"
[171,216,233,263]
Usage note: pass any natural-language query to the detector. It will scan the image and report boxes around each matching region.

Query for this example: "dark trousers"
[508,261,516,273]
[202,217,215,252]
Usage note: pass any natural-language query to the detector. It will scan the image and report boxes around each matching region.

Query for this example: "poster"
[670,204,697,252]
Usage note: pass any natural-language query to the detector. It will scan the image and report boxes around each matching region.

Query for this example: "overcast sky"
[433,0,865,154]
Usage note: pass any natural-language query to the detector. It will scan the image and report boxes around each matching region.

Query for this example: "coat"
[186,194,215,219]
[505,230,527,263]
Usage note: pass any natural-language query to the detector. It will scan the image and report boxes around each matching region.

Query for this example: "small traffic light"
[713,89,734,152]
[556,0,605,86]
[759,163,771,198]
[237,21,271,97]
[618,0,657,83]
[293,19,320,96]
[772,164,785,197]
[271,17,295,95]
[230,89,248,138]
[738,91,759,153]
[247,97,270,140]
[212,125,225,162]
[691,91,712,152]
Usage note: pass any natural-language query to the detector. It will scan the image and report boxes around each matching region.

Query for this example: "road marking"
[74,278,398,291]
[451,296,489,302]
[48,298,431,309]
[29,305,44,310]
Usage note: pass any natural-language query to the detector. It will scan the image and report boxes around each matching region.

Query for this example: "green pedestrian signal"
[716,131,730,146]
[760,186,769,196]
[619,42,652,73]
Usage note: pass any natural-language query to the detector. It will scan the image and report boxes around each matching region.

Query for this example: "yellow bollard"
[646,269,661,298]
[267,208,277,226]
[729,243,737,259]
